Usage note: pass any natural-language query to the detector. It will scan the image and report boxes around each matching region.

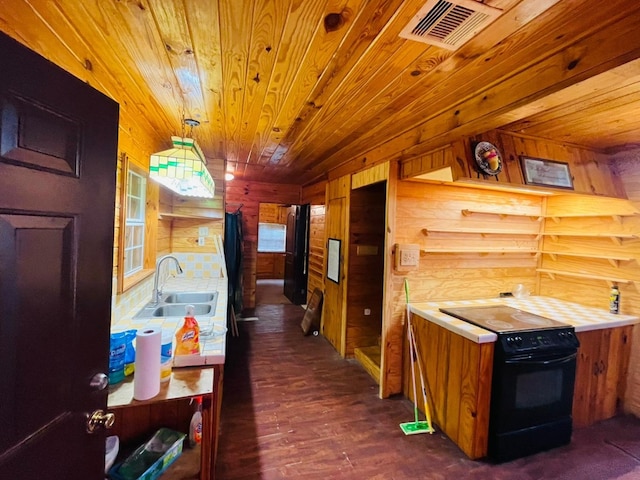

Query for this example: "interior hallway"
[215,303,640,479]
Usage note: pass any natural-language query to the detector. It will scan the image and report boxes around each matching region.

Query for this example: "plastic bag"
[109,329,136,384]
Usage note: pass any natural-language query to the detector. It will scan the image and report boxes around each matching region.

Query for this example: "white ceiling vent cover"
[399,0,502,50]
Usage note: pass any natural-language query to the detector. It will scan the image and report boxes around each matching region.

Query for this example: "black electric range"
[439,305,580,462]
[439,305,579,356]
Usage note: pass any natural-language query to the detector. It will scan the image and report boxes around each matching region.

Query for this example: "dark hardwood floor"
[216,303,640,479]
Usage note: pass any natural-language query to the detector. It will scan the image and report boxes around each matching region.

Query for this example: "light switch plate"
[394,243,420,271]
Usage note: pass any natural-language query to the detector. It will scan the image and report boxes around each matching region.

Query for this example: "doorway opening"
[256,203,291,305]
[347,181,387,383]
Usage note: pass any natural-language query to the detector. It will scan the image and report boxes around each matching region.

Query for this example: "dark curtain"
[224,211,243,315]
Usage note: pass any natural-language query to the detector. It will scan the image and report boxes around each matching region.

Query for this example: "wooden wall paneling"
[351,162,388,190]
[495,131,622,197]
[393,181,543,304]
[409,314,493,459]
[322,175,350,356]
[307,204,326,303]
[226,181,300,309]
[444,332,464,442]
[573,326,633,428]
[258,203,280,223]
[301,180,327,205]
[167,195,226,255]
[398,144,457,180]
[538,193,640,313]
[381,160,402,398]
[144,181,159,266]
[256,253,285,279]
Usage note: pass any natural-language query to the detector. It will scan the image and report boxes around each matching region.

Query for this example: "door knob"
[89,372,109,391]
[86,409,115,433]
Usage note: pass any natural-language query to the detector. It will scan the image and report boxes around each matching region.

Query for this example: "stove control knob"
[515,336,523,346]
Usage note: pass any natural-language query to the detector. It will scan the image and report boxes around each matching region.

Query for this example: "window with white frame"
[124,170,146,276]
[258,223,286,253]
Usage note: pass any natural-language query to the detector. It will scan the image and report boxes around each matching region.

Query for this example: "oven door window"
[491,352,577,433]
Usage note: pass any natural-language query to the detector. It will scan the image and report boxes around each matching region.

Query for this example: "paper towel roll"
[133,327,162,400]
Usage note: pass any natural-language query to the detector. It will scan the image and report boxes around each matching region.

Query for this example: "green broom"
[400,278,434,435]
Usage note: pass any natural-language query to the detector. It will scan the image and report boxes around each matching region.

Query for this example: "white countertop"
[112,276,228,366]
[410,296,639,344]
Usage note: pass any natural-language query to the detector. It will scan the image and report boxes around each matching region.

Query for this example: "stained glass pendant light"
[149,119,215,198]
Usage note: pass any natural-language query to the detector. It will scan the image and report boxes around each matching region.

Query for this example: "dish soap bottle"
[175,305,201,355]
[189,396,203,447]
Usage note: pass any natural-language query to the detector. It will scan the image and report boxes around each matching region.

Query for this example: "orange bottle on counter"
[174,305,201,355]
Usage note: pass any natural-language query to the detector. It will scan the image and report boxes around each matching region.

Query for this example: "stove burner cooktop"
[439,305,571,333]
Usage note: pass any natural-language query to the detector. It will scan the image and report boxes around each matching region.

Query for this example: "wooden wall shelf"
[545,214,638,224]
[159,212,223,221]
[461,209,542,221]
[537,268,639,291]
[422,247,538,254]
[542,251,636,268]
[422,228,539,237]
[541,232,638,244]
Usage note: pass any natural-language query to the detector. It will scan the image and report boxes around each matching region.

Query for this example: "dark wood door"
[0,33,119,478]
[284,204,310,305]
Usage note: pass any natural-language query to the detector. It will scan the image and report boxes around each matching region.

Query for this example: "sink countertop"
[111,276,228,366]
[410,296,639,344]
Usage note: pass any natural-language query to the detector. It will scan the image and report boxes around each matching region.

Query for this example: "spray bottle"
[610,285,620,314]
[189,396,203,447]
[175,305,201,356]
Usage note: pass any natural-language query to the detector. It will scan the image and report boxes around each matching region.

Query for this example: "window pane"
[258,223,286,253]
[123,169,146,277]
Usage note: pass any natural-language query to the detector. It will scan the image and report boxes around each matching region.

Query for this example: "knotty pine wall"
[400,130,626,199]
[307,205,326,303]
[302,181,327,304]
[612,149,640,417]
[226,181,301,310]
[157,189,225,255]
[322,176,351,356]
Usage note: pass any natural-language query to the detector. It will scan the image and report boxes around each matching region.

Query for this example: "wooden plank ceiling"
[2,0,640,185]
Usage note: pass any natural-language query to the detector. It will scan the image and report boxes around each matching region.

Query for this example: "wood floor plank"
[216,303,640,479]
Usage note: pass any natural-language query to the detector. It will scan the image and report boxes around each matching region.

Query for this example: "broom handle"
[410,322,433,431]
[405,279,419,423]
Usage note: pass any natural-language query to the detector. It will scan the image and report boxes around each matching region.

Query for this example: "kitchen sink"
[163,292,216,303]
[152,303,212,317]
[132,291,218,319]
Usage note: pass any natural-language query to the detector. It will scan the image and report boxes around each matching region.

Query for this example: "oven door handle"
[505,352,577,366]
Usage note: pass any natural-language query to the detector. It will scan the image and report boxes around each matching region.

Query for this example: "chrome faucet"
[152,255,184,304]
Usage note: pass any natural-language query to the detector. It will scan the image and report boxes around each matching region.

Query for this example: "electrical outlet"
[198,227,209,236]
[198,237,205,246]
[364,308,371,316]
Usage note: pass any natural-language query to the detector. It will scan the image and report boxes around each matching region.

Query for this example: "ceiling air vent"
[399,0,502,50]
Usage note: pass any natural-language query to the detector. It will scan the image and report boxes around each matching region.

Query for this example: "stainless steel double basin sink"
[133,291,218,319]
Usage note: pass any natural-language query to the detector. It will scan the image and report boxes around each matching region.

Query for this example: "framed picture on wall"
[520,156,574,189]
[327,238,341,284]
